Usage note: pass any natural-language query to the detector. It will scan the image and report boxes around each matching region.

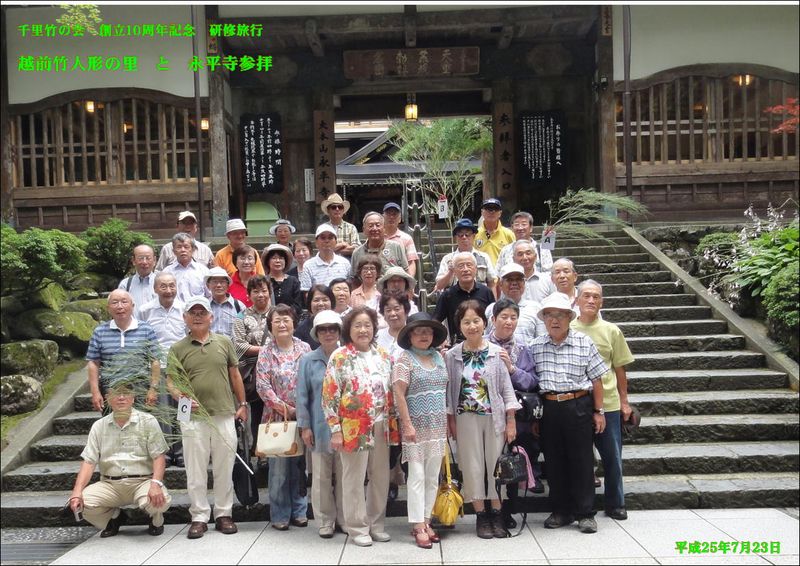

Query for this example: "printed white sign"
[541,227,556,250]
[177,396,192,423]
[437,196,449,219]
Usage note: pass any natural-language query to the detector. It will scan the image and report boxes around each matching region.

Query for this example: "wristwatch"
[238,401,248,408]
[594,407,605,415]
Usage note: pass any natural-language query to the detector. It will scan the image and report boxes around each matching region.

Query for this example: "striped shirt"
[299,253,351,290]
[332,220,361,248]
[530,329,608,393]
[86,318,159,386]
[386,229,420,262]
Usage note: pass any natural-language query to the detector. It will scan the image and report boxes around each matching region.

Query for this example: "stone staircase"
[1,229,798,527]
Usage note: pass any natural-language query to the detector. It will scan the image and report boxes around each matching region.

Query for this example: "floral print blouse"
[322,343,401,452]
[255,336,311,423]
[458,346,493,415]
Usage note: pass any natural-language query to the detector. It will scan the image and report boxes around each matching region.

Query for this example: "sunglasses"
[316,325,340,333]
[328,204,344,210]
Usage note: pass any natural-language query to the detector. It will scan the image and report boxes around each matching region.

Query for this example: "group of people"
[70,194,637,548]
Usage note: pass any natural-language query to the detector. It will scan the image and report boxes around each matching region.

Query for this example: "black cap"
[481,198,502,209]
[452,218,478,235]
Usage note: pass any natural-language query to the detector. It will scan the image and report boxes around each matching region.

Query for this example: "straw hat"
[377,266,416,293]
[263,243,294,271]
[320,193,350,215]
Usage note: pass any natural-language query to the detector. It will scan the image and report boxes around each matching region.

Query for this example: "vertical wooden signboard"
[493,102,515,196]
[313,110,335,204]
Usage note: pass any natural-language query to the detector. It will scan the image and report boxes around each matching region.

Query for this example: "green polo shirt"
[167,332,238,417]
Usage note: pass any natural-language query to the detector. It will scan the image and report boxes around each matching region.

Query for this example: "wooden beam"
[305,19,324,57]
[404,5,417,48]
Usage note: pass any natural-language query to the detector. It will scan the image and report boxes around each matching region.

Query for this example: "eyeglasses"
[237,257,255,264]
[542,311,570,320]
[187,310,210,318]
[360,266,378,272]
[328,204,344,210]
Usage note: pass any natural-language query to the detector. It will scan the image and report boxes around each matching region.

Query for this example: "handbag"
[494,442,528,486]
[232,418,259,506]
[238,322,270,403]
[514,389,543,422]
[255,403,304,458]
[431,442,464,526]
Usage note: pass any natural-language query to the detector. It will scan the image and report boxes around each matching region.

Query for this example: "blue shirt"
[86,318,159,386]
[296,347,336,453]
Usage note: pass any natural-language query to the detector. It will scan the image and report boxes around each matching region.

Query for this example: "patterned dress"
[457,346,492,415]
[392,350,449,464]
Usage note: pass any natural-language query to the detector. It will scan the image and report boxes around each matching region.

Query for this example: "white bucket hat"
[537,292,577,322]
[310,310,343,342]
[269,219,296,235]
[225,218,248,234]
[204,266,232,286]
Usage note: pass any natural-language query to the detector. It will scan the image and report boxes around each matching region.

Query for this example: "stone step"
[53,412,108,436]
[615,319,727,337]
[552,236,635,247]
[625,414,799,445]
[628,350,765,372]
[627,368,789,393]
[627,389,799,416]
[74,394,93,412]
[552,244,643,256]
[571,262,662,274]
[625,334,746,354]
[571,253,652,265]
[603,305,709,322]
[602,294,696,308]
[583,271,673,284]
[29,435,87,462]
[598,282,683,297]
[3,471,798,527]
[621,441,800,476]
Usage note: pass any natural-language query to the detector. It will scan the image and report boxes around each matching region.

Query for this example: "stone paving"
[2,508,796,565]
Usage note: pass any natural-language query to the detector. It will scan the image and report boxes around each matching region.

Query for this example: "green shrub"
[727,224,799,297]
[696,232,739,257]
[1,225,87,294]
[82,219,156,279]
[763,261,799,346]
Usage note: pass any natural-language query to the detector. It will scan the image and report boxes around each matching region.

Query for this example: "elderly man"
[432,252,494,343]
[485,263,544,346]
[118,244,158,312]
[321,193,360,257]
[167,296,248,539]
[300,223,352,291]
[156,211,215,270]
[572,280,635,521]
[139,272,187,467]
[376,266,419,315]
[163,233,210,303]
[205,266,245,338]
[551,258,581,311]
[513,240,556,303]
[86,289,160,412]
[68,381,171,538]
[382,202,419,278]
[474,198,515,265]
[215,219,265,277]
[530,293,608,534]
[496,211,553,273]
[351,211,409,276]
[435,218,497,292]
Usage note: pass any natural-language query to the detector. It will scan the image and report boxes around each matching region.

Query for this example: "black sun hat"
[397,312,448,351]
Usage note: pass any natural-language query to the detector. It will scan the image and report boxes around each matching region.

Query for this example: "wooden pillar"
[596,5,616,194]
[0,7,13,223]
[492,79,517,210]
[206,6,229,236]
[313,90,335,207]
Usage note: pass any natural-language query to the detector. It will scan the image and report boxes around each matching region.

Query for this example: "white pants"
[338,421,390,538]
[311,451,344,528]
[455,413,505,503]
[406,456,442,524]
[83,478,172,530]
[181,415,237,522]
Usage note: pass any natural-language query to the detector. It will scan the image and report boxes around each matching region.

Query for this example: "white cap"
[315,223,337,238]
[225,219,247,234]
[499,263,525,279]
[204,266,232,286]
[310,310,343,342]
[184,296,212,313]
[537,292,577,322]
[178,211,197,222]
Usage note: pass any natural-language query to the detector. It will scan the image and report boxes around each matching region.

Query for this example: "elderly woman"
[269,219,296,248]
[233,275,273,447]
[287,237,313,280]
[445,300,520,539]
[350,254,382,311]
[322,306,399,547]
[377,266,419,315]
[296,310,345,539]
[295,284,335,350]
[263,243,303,316]
[329,277,352,317]
[487,298,541,528]
[375,293,410,362]
[255,304,312,530]
[392,313,449,549]
[229,245,259,307]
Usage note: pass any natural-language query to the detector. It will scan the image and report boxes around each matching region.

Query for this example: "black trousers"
[540,394,595,519]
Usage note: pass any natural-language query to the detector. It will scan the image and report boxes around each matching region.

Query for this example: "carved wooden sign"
[240,113,283,194]
[493,102,515,195]
[343,47,479,80]
[313,110,335,204]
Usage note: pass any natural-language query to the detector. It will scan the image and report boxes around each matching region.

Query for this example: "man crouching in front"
[68,381,171,537]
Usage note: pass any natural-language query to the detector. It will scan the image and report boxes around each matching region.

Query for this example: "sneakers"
[318,524,335,538]
[544,513,574,529]
[606,507,628,520]
[475,511,494,539]
[100,511,127,538]
[370,531,391,542]
[578,517,598,534]
[352,534,373,547]
[489,509,508,538]
[214,516,238,535]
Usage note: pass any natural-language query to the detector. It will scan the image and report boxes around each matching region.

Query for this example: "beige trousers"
[338,421,390,538]
[83,478,172,530]
[455,413,505,503]
[311,451,345,529]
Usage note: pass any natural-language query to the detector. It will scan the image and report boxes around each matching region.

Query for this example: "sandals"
[411,527,433,549]
[425,523,440,543]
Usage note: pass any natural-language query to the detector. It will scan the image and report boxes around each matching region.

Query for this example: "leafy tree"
[82,219,156,279]
[388,118,492,233]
